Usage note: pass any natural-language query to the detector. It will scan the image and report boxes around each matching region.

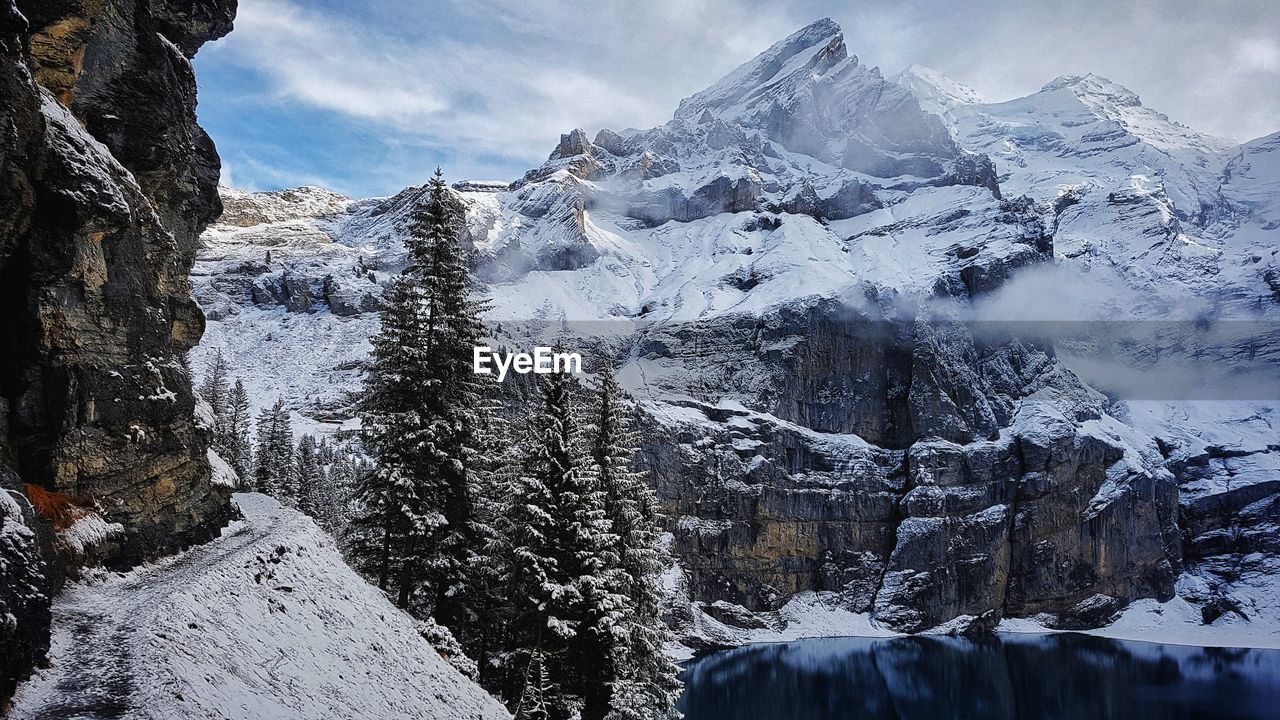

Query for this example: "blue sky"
[195,0,1280,198]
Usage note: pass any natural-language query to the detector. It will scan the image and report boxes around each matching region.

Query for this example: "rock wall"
[0,0,235,702]
[636,301,1182,635]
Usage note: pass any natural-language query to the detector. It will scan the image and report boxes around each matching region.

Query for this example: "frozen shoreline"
[676,590,1280,659]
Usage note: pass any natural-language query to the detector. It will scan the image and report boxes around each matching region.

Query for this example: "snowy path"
[10,494,508,720]
[11,498,287,719]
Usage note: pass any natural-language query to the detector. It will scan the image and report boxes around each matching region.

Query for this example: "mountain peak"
[666,19,959,177]
[791,16,842,42]
[674,17,847,123]
[893,64,987,118]
[1041,73,1142,107]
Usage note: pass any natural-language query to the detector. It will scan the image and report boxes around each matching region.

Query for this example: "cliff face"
[636,307,1181,635]
[0,0,235,701]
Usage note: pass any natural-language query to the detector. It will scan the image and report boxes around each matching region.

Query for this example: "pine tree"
[502,369,623,718]
[464,392,524,690]
[348,272,441,605]
[295,434,323,515]
[199,350,231,433]
[408,168,492,627]
[254,398,295,500]
[223,380,254,482]
[274,406,298,502]
[253,403,279,496]
[592,368,682,720]
[514,648,567,720]
[320,450,356,532]
[350,168,492,624]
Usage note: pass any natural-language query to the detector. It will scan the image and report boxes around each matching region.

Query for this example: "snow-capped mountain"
[891,64,987,127]
[924,70,1277,317]
[1223,130,1280,228]
[193,18,1280,643]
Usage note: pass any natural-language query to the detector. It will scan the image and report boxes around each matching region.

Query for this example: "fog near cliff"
[962,264,1280,401]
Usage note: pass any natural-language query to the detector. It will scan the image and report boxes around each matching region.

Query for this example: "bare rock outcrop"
[0,0,236,700]
[632,298,1180,634]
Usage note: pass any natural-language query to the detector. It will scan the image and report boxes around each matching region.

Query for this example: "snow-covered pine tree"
[316,437,334,465]
[502,368,623,719]
[252,402,279,496]
[295,434,323,516]
[461,390,525,687]
[514,648,568,720]
[407,168,493,627]
[347,273,436,600]
[592,368,682,719]
[223,379,254,482]
[273,402,298,502]
[319,449,356,533]
[253,398,295,501]
[199,350,230,428]
[350,168,493,624]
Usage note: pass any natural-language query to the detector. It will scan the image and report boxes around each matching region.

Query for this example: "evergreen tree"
[408,168,493,627]
[254,398,295,500]
[592,370,682,720]
[502,369,623,719]
[295,434,323,515]
[222,380,254,482]
[348,274,434,599]
[350,167,491,619]
[464,392,525,690]
[199,350,231,424]
[321,450,356,532]
[514,648,567,720]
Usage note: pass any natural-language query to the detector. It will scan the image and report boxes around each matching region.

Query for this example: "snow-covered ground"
[678,585,1280,654]
[9,494,508,720]
[1000,589,1280,650]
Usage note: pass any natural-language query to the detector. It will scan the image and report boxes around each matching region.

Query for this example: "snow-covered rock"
[219,185,353,227]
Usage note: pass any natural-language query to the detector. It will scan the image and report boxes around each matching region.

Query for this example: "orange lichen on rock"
[23,483,94,530]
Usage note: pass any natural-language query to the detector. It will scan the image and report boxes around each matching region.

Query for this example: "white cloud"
[216,0,795,171]
[1235,38,1280,72]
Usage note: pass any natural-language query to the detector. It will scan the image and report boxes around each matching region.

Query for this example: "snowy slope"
[10,493,509,720]
[891,64,987,127]
[892,69,1280,318]
[1223,130,1280,226]
[950,73,1233,206]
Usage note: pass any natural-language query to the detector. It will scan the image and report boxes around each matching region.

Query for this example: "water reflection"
[679,634,1280,720]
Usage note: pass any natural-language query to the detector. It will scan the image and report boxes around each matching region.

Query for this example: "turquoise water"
[678,633,1280,719]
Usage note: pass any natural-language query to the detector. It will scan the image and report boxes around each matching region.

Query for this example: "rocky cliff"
[0,0,235,702]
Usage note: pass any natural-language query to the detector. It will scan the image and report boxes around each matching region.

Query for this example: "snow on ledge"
[207,448,240,488]
[682,587,1280,656]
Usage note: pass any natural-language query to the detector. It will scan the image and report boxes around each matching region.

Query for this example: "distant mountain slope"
[891,64,987,126]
